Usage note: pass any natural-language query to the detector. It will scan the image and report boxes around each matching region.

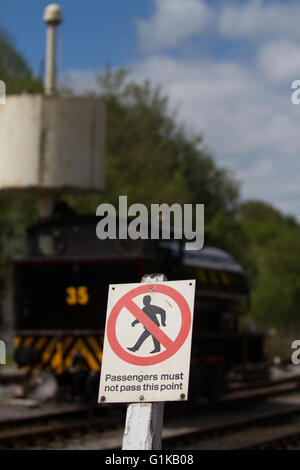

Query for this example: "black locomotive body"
[13,214,267,400]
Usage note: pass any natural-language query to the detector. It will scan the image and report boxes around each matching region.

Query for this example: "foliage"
[65,68,239,218]
[0,31,42,314]
[0,35,300,333]
[0,30,42,94]
[240,201,300,328]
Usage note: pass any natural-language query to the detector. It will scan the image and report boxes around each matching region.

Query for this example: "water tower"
[0,4,106,351]
[0,4,105,217]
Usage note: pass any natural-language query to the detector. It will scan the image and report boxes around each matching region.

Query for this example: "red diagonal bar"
[124,298,176,352]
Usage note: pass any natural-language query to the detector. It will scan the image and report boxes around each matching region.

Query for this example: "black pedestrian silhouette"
[127,295,166,354]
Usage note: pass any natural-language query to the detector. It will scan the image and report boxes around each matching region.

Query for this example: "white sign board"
[98,279,195,403]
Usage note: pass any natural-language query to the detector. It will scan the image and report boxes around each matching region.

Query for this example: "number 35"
[66,286,89,306]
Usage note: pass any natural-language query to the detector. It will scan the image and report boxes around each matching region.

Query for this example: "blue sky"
[1,0,300,220]
[0,0,257,72]
[0,1,154,73]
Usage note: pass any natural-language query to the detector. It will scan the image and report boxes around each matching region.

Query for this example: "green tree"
[0,31,42,314]
[0,30,42,94]
[65,68,240,221]
[239,201,300,328]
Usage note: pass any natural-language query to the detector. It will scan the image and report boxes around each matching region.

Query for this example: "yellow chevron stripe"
[24,337,34,347]
[64,339,80,370]
[35,336,47,350]
[63,336,74,353]
[33,337,49,370]
[14,335,103,373]
[14,336,36,370]
[63,338,99,371]
[78,339,99,371]
[41,338,56,367]
[51,341,64,374]
[87,336,103,362]
[64,338,81,370]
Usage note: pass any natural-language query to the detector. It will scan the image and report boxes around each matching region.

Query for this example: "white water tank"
[0,94,105,192]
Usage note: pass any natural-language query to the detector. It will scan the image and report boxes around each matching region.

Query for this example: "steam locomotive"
[13,212,267,401]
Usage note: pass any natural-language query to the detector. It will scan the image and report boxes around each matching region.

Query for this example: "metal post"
[45,22,56,95]
[39,4,63,218]
[122,274,166,450]
[43,4,62,96]
[36,192,57,219]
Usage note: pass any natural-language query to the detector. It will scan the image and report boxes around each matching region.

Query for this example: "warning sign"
[98,279,195,403]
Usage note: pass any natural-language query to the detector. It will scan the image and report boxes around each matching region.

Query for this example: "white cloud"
[137,0,300,49]
[219,0,300,42]
[61,1,300,220]
[136,0,212,52]
[132,0,300,218]
[132,56,295,154]
[257,40,300,83]
[62,54,300,219]
[61,70,100,94]
[131,55,300,218]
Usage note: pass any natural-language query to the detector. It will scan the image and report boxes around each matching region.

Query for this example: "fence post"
[122,273,166,450]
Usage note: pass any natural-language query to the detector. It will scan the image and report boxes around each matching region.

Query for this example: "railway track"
[222,373,300,404]
[163,399,300,450]
[0,403,124,449]
[0,369,28,384]
[228,368,299,392]
[234,426,300,450]
[0,403,92,428]
[1,395,300,450]
[0,415,122,449]
[1,372,300,450]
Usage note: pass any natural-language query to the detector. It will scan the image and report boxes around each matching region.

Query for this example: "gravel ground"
[16,392,300,450]
[2,364,300,450]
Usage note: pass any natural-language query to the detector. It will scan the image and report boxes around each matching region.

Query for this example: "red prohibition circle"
[106,283,192,366]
